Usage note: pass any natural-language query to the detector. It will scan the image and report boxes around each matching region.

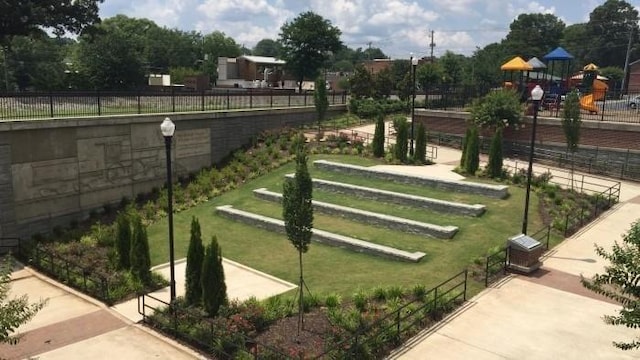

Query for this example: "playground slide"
[579,79,608,114]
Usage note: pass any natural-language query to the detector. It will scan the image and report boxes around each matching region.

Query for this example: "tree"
[582,220,640,350]
[416,62,443,98]
[115,213,132,270]
[414,122,427,164]
[314,75,329,130]
[502,13,565,58]
[0,0,103,45]
[470,43,510,91]
[394,118,409,163]
[253,39,282,57]
[279,11,342,92]
[487,128,504,178]
[464,126,480,174]
[372,113,386,158]
[373,68,394,99]
[439,51,466,89]
[560,24,589,70]
[130,216,151,284]
[201,235,227,317]
[600,66,625,90]
[349,64,373,99]
[185,217,205,306]
[585,0,640,68]
[5,36,68,91]
[470,89,522,129]
[282,141,313,334]
[562,90,581,189]
[0,256,46,345]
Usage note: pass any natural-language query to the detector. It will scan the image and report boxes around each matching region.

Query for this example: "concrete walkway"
[1,258,296,360]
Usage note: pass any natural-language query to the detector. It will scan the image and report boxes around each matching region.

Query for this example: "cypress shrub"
[372,113,385,158]
[487,128,504,178]
[414,122,427,164]
[130,216,151,285]
[394,118,408,163]
[115,213,131,269]
[460,126,471,169]
[201,235,227,317]
[185,217,205,306]
[464,126,480,175]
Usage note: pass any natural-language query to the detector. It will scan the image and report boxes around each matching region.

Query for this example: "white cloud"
[129,0,187,28]
[368,1,439,26]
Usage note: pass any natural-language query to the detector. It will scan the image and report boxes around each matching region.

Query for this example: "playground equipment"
[575,63,608,114]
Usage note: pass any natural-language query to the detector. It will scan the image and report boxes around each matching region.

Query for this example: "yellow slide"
[579,79,608,114]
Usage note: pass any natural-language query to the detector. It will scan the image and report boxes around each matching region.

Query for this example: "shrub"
[487,128,504,178]
[464,126,480,174]
[202,235,227,317]
[185,217,205,306]
[414,122,427,164]
[470,88,522,129]
[129,216,151,285]
[394,117,409,163]
[115,213,131,270]
[372,113,385,158]
[460,126,471,168]
[324,293,342,308]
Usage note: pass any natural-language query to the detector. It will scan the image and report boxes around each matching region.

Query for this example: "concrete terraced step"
[285,174,485,217]
[253,188,458,239]
[215,205,426,262]
[313,159,509,199]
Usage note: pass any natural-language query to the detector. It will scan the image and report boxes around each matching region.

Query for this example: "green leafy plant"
[202,235,227,317]
[185,216,205,306]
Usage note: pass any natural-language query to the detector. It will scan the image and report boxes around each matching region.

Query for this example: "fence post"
[484,256,490,287]
[249,89,253,108]
[49,91,54,117]
[226,90,230,110]
[332,90,335,104]
[201,90,205,111]
[304,91,307,106]
[463,269,468,301]
[270,88,273,108]
[546,225,550,250]
[137,90,141,114]
[171,86,175,112]
[97,90,101,116]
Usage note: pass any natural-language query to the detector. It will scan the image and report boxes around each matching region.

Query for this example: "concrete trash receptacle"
[507,234,543,273]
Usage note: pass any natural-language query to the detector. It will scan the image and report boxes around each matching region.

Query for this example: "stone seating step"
[313,159,509,199]
[253,188,458,239]
[215,205,426,262]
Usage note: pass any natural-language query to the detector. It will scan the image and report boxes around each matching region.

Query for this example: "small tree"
[314,75,329,132]
[394,118,409,163]
[1,256,47,345]
[185,216,205,306]
[372,112,385,158]
[460,126,471,169]
[487,128,504,178]
[115,212,131,269]
[201,235,227,317]
[283,142,313,334]
[414,122,427,164]
[470,89,522,129]
[464,126,480,174]
[562,89,581,189]
[349,64,374,99]
[582,220,640,350]
[130,216,151,285]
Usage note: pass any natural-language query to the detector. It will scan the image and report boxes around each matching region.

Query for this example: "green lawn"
[146,154,560,298]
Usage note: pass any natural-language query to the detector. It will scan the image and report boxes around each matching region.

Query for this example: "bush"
[185,217,205,306]
[372,113,385,158]
[414,122,427,164]
[394,118,409,163]
[470,89,522,129]
[202,235,227,317]
[486,128,504,178]
[129,216,151,285]
[464,126,479,174]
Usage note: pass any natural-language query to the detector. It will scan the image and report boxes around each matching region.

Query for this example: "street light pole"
[522,85,544,235]
[410,55,418,156]
[160,117,177,303]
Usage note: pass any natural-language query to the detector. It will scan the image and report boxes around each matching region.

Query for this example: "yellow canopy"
[500,56,533,71]
[583,63,599,71]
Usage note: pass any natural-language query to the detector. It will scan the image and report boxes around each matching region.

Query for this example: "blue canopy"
[543,47,574,61]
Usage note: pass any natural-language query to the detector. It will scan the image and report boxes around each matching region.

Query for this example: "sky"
[98,0,640,59]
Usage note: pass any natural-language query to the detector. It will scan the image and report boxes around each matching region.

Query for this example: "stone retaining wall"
[253,188,458,239]
[313,160,509,199]
[286,175,485,217]
[215,205,426,262]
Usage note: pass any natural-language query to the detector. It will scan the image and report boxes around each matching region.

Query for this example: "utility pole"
[429,30,435,62]
[621,26,633,94]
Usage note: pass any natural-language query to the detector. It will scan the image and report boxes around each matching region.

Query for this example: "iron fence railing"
[314,270,467,359]
[483,225,551,287]
[0,89,348,120]
[138,293,293,359]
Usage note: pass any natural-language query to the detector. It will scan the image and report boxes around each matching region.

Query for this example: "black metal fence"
[0,89,348,120]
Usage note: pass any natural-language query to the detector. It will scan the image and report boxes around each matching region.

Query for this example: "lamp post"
[522,85,544,235]
[160,117,177,303]
[410,55,418,156]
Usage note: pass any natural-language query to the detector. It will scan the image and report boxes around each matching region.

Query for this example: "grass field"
[146,154,560,299]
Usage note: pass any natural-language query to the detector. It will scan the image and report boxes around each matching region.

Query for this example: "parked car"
[629,95,640,109]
